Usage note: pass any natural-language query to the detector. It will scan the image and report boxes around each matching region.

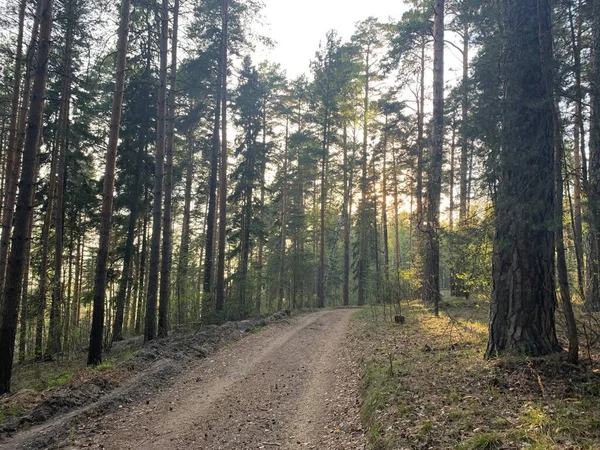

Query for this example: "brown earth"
[4,309,366,450]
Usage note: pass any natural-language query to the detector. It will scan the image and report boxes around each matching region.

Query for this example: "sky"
[259,0,409,78]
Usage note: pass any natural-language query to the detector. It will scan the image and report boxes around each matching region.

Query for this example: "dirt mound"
[0,310,291,445]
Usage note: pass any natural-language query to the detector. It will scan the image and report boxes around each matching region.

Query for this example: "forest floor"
[2,301,600,450]
[1,309,366,449]
[357,298,600,450]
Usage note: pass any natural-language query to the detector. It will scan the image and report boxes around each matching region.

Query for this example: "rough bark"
[486,0,561,358]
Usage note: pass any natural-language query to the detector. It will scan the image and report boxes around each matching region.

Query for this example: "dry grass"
[355,298,600,450]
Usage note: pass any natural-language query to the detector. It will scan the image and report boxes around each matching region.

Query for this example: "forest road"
[63,309,365,450]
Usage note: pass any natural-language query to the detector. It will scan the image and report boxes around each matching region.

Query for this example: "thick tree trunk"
[158,0,179,338]
[88,0,131,365]
[144,0,168,342]
[422,0,444,316]
[0,0,53,393]
[486,0,561,358]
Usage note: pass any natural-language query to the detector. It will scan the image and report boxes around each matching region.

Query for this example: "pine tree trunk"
[342,123,350,307]
[47,13,74,357]
[567,2,585,300]
[216,0,229,314]
[202,94,220,323]
[459,21,470,223]
[317,110,328,309]
[177,136,194,325]
[0,0,27,299]
[88,0,131,365]
[158,0,179,338]
[486,0,561,358]
[35,134,58,360]
[0,0,53,393]
[553,109,579,363]
[416,39,425,221]
[144,0,169,342]
[422,0,444,316]
[358,52,370,307]
[278,119,289,311]
[382,115,390,298]
[18,193,35,362]
[135,191,149,335]
[449,113,456,229]
[112,170,140,342]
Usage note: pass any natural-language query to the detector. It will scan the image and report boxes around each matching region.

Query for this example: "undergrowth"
[355,298,600,450]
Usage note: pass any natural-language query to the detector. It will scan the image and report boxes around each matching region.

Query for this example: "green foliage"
[47,372,74,388]
[442,206,493,297]
[459,433,503,450]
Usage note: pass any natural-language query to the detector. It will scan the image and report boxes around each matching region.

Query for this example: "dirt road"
[13,309,365,449]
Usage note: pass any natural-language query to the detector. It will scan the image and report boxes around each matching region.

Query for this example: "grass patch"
[47,372,74,388]
[354,298,600,449]
[94,362,114,372]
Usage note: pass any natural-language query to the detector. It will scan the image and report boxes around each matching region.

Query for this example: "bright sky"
[260,0,409,78]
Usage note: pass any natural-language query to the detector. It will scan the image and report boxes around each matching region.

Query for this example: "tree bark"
[342,123,350,307]
[358,50,370,307]
[47,7,74,357]
[216,0,229,314]
[486,0,561,358]
[176,135,194,325]
[144,0,168,342]
[422,0,444,317]
[158,0,179,338]
[0,0,53,393]
[0,0,27,301]
[459,20,470,223]
[35,129,58,360]
[278,119,289,310]
[88,0,131,365]
[587,0,600,311]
